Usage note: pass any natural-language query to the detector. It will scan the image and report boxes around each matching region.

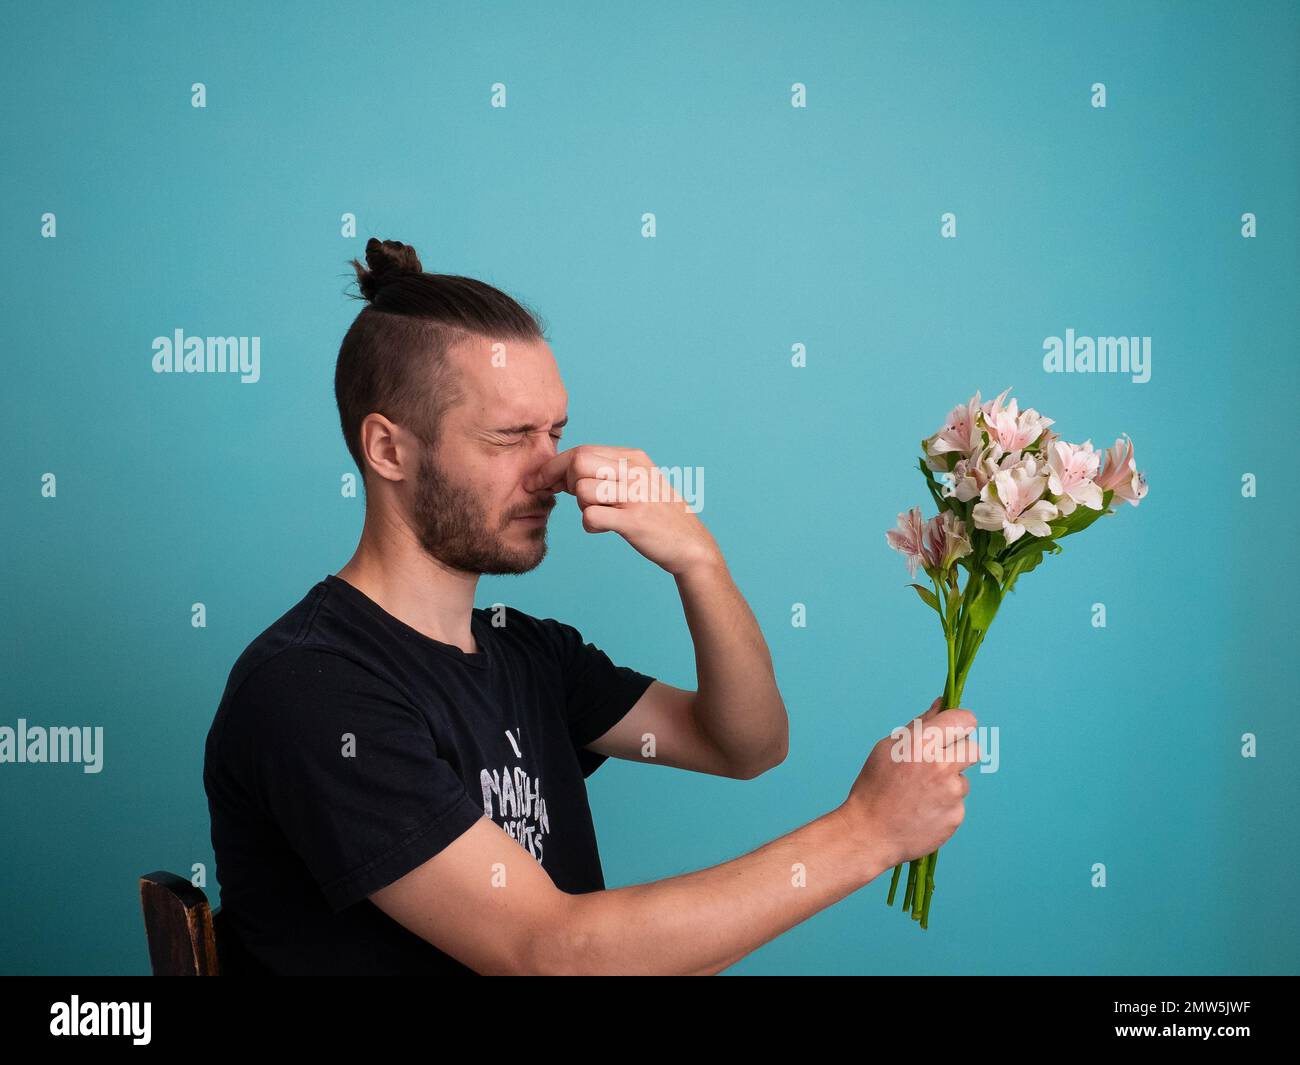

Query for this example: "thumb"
[919,695,945,722]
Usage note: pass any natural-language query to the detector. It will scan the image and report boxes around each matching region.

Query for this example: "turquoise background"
[2,0,1296,975]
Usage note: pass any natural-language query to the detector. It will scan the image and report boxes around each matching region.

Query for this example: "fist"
[841,696,979,872]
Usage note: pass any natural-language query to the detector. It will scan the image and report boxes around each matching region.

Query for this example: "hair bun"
[352,237,423,302]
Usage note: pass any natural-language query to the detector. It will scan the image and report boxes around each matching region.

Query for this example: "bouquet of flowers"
[884,387,1148,929]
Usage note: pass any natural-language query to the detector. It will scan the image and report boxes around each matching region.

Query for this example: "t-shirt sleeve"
[540,617,656,778]
[222,646,485,913]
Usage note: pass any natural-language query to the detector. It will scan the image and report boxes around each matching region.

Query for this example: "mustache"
[509,495,557,519]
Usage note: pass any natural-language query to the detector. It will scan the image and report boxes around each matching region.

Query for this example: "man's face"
[408,335,567,575]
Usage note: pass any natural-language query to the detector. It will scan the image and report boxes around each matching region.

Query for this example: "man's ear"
[359,412,408,483]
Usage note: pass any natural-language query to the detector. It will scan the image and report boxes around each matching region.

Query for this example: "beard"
[409,446,550,575]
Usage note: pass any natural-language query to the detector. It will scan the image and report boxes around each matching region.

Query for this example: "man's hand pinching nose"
[524,444,722,578]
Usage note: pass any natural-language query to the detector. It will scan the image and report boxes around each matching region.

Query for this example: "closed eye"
[495,430,561,446]
[489,417,567,444]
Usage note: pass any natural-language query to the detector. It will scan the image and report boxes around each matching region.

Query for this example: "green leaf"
[918,457,961,514]
[916,457,939,505]
[984,559,1004,582]
[967,572,1003,630]
[1046,489,1114,537]
[908,583,940,613]
[1001,537,1059,595]
[1048,501,1110,540]
[945,580,962,616]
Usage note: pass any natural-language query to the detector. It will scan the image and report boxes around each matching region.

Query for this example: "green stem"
[889,556,988,926]
[886,862,903,906]
[939,570,960,707]
[920,848,939,929]
[930,570,949,637]
[920,640,976,929]
[915,587,972,930]
[954,628,985,696]
[954,563,981,675]
[911,853,928,919]
[945,642,957,706]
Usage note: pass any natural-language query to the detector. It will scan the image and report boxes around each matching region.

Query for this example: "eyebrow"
[493,416,568,434]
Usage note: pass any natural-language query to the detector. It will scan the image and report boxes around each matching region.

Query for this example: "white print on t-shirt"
[503,728,522,758]
[480,762,551,864]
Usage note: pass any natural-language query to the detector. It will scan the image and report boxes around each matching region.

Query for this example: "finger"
[581,505,624,534]
[932,707,977,736]
[527,446,624,494]
[940,724,980,769]
[919,696,945,722]
[915,721,976,759]
[575,476,624,508]
[951,739,980,771]
[526,449,579,493]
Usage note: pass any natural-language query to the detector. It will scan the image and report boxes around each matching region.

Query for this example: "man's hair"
[335,237,546,483]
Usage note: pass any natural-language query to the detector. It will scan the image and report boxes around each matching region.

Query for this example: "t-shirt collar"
[322,574,491,670]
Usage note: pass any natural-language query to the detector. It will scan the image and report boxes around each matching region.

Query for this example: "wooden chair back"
[138,870,222,975]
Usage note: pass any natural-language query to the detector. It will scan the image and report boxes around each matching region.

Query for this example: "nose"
[517,428,556,456]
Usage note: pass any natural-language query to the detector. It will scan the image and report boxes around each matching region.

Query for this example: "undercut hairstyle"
[335,237,547,484]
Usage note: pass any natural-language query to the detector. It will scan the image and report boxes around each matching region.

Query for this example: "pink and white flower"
[972,454,1060,543]
[951,442,1020,502]
[1045,440,1104,515]
[1094,434,1149,508]
[885,506,927,577]
[922,511,972,571]
[923,392,986,470]
[979,387,1014,423]
[979,393,1054,453]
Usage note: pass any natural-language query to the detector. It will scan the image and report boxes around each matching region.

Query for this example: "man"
[203,237,977,975]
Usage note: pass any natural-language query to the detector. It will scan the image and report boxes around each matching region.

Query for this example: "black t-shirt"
[202,573,655,975]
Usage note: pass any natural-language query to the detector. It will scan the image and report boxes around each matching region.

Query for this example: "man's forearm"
[674,554,788,776]
[529,804,888,975]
